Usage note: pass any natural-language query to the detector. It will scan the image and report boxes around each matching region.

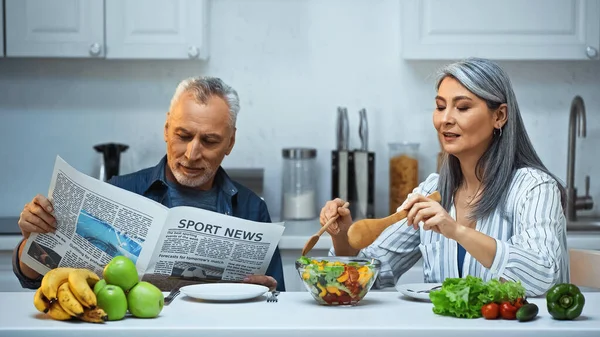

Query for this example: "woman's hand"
[402,193,461,240]
[243,275,277,291]
[319,198,352,236]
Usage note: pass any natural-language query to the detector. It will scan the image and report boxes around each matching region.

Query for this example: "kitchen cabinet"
[3,0,209,60]
[5,0,105,58]
[105,0,209,60]
[401,0,600,60]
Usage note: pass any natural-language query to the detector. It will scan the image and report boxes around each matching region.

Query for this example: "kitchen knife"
[354,108,371,219]
[333,107,350,201]
[353,151,375,220]
[332,150,349,201]
[337,107,349,150]
[359,108,368,151]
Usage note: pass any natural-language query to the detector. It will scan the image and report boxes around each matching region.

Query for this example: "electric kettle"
[94,143,129,181]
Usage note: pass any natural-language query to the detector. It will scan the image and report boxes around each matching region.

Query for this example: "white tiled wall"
[0,0,599,220]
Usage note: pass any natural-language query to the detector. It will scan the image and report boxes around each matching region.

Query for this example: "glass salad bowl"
[295,256,381,306]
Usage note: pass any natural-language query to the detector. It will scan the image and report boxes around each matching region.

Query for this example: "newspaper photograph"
[21,156,285,289]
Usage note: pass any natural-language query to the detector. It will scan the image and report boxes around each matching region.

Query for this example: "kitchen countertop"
[1,217,600,251]
[0,291,599,336]
[0,235,21,251]
[0,220,331,252]
[239,217,600,250]
[0,219,331,251]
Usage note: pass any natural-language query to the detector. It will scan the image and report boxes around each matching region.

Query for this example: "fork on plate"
[164,288,181,306]
[407,285,442,293]
[164,282,185,306]
[266,291,280,303]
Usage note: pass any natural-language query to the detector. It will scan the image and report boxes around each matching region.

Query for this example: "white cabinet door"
[105,0,209,60]
[0,0,4,57]
[5,0,104,58]
[402,0,600,60]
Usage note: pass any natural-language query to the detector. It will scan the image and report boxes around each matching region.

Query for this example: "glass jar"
[281,148,318,220]
[388,142,419,214]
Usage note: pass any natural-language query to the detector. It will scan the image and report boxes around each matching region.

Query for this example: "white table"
[0,291,598,336]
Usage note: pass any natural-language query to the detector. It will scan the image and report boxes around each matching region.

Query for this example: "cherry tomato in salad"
[337,294,352,304]
[500,301,518,320]
[481,302,500,319]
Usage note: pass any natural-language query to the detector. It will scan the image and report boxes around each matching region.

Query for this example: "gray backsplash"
[0,218,20,235]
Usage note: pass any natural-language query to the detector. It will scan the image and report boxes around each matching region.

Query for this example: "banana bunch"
[33,267,108,323]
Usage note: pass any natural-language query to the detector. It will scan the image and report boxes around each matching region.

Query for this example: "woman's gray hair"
[435,57,566,220]
[169,76,240,128]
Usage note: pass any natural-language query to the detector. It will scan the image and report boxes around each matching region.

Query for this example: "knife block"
[332,150,375,220]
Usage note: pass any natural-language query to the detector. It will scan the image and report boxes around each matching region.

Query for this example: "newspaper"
[21,156,285,290]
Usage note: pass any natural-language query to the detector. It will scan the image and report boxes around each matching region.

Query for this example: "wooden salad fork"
[347,191,441,249]
[301,202,350,256]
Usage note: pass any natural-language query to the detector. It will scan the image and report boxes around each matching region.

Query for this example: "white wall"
[1,0,599,220]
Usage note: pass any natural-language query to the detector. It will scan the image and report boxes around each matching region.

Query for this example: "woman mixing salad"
[319,58,568,297]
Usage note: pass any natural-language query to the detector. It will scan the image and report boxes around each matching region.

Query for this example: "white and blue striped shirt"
[330,168,569,296]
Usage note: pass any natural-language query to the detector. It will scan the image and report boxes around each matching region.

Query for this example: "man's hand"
[18,194,56,239]
[16,194,57,280]
[242,275,277,291]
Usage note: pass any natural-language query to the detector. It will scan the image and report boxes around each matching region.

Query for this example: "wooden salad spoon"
[347,191,442,250]
[301,202,350,256]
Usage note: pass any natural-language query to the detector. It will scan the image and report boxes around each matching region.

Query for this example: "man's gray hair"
[435,57,566,220]
[169,76,240,128]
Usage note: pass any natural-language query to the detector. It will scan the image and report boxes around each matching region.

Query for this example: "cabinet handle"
[89,43,102,57]
[188,46,200,59]
[586,46,598,59]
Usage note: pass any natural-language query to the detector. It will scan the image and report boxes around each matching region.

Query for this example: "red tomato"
[513,298,526,309]
[500,301,518,320]
[481,302,500,319]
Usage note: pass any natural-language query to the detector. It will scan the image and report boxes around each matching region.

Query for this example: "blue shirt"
[13,155,286,291]
[166,179,218,212]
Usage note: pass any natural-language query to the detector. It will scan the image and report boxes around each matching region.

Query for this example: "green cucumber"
[516,303,539,322]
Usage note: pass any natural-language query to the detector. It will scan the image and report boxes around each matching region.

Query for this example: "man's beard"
[170,160,216,188]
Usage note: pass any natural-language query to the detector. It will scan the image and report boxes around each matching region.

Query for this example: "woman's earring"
[498,127,502,137]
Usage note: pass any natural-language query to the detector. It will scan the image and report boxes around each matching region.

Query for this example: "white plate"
[179,283,269,301]
[396,283,442,301]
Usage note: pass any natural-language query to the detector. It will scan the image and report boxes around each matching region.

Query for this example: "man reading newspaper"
[13,76,285,292]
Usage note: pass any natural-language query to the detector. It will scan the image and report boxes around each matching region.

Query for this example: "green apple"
[127,281,164,318]
[97,284,128,321]
[93,279,107,295]
[103,256,139,292]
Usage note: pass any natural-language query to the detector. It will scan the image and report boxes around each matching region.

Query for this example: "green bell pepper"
[546,283,585,320]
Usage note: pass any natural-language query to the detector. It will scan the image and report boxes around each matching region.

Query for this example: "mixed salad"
[296,256,377,305]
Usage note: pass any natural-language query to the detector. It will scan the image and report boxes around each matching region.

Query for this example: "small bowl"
[295,256,381,306]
